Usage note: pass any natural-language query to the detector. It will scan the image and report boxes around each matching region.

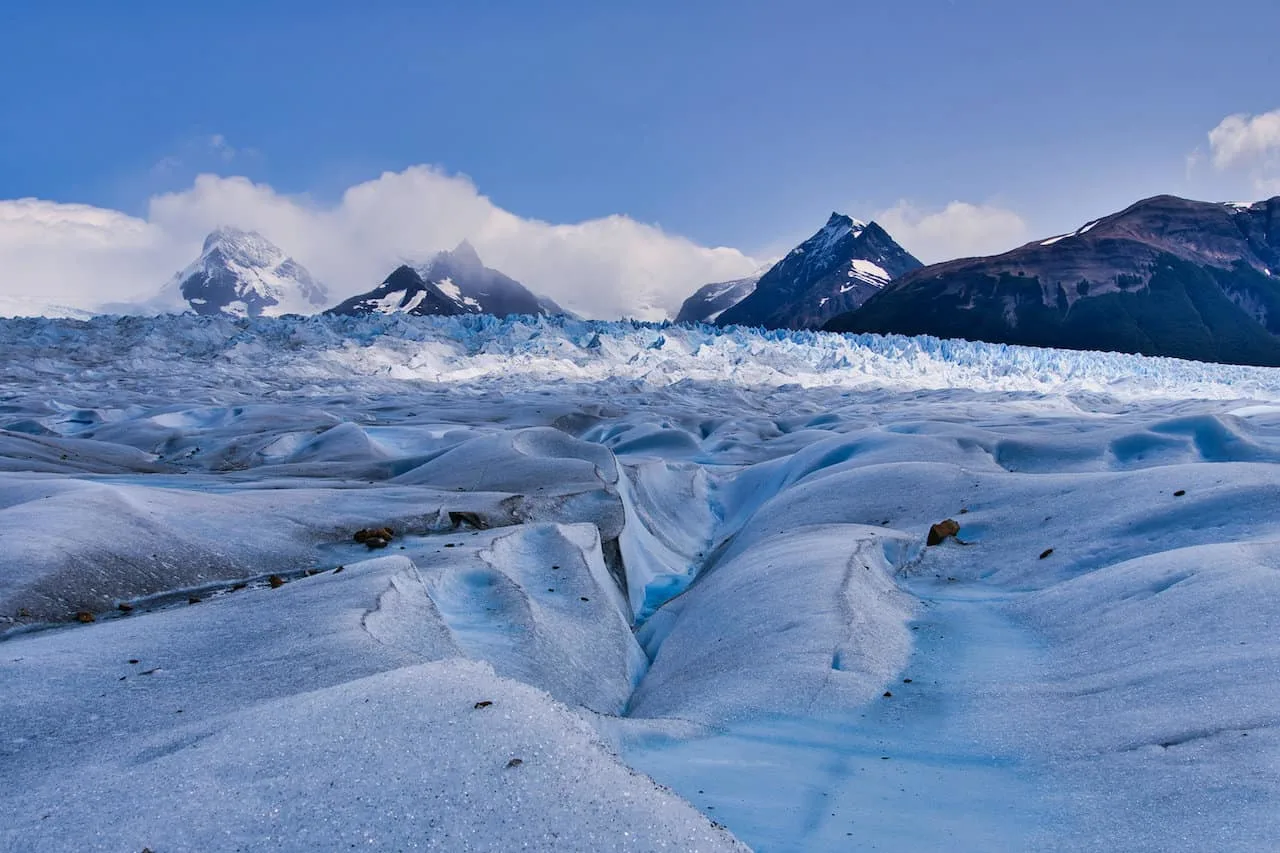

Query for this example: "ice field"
[2,314,1279,851]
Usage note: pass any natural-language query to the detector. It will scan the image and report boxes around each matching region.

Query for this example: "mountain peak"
[202,225,258,253]
[711,212,921,330]
[449,239,483,267]
[333,249,563,319]
[171,228,327,318]
[825,211,867,230]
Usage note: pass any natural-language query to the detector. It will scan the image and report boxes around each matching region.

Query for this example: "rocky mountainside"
[327,265,475,317]
[826,195,1280,366]
[329,242,564,318]
[713,213,922,330]
[169,227,328,317]
[675,272,764,325]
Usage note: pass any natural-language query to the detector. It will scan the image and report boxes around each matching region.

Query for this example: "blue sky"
[2,0,1279,316]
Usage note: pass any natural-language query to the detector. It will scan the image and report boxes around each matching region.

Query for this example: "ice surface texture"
[2,313,1279,852]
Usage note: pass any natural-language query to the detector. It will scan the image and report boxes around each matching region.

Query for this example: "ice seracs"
[167,227,329,318]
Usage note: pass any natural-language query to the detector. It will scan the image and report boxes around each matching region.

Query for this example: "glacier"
[2,313,1279,852]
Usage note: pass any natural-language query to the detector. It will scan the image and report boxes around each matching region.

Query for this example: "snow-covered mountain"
[329,242,564,318]
[165,227,329,318]
[828,194,1280,366]
[713,213,922,329]
[675,271,764,325]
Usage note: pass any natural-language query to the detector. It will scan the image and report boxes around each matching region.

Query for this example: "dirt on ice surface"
[2,314,1279,851]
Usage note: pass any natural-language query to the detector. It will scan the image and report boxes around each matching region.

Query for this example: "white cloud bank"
[0,166,759,320]
[1207,109,1280,196]
[873,201,1029,263]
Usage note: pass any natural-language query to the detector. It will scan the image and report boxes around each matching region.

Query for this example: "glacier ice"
[2,313,1279,852]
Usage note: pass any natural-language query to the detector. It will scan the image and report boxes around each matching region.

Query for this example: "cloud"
[873,201,1029,263]
[209,134,237,161]
[1208,110,1280,169]
[1207,109,1280,195]
[0,166,758,319]
[0,199,186,309]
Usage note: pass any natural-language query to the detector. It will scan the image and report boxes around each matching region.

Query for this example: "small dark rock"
[449,511,489,530]
[268,575,286,588]
[364,537,389,550]
[354,526,396,544]
[332,565,345,574]
[883,691,893,698]
[580,596,589,602]
[444,543,456,548]
[474,700,493,709]
[75,611,95,623]
[927,519,960,546]
[1173,490,1186,497]
[187,596,202,605]
[506,758,523,768]
[117,602,134,612]
[231,582,248,591]
[903,678,912,683]
[1039,548,1054,560]
[128,659,139,664]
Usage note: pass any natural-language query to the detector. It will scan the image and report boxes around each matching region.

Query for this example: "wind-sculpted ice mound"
[0,430,166,475]
[0,415,635,626]
[423,523,646,712]
[394,426,618,492]
[0,474,514,624]
[630,525,916,725]
[0,554,746,853]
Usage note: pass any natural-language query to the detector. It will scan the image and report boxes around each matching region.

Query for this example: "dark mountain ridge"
[826,195,1280,366]
[328,242,564,318]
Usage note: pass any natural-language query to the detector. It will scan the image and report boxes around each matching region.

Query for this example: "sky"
[2,0,1279,318]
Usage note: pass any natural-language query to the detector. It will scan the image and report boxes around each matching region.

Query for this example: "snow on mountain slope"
[326,264,475,317]
[3,313,1280,851]
[167,227,329,317]
[332,241,562,318]
[675,271,764,325]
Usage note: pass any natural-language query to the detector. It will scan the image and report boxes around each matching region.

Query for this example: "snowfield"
[2,314,1279,852]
